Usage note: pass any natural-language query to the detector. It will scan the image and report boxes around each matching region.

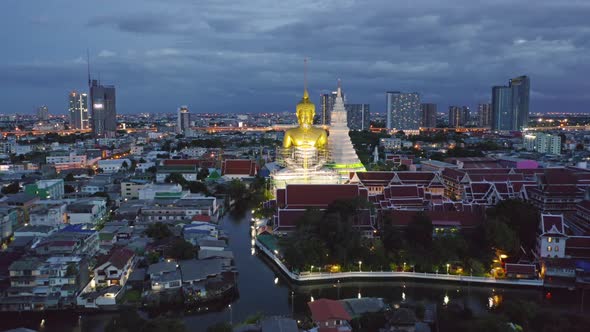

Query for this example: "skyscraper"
[491,75,530,131]
[448,106,463,127]
[345,104,370,131]
[386,92,421,131]
[421,103,437,128]
[319,90,345,125]
[478,103,492,128]
[177,106,190,134]
[68,91,89,130]
[37,105,49,121]
[462,106,471,125]
[89,79,117,138]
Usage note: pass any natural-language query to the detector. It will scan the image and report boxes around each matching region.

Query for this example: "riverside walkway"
[255,238,543,288]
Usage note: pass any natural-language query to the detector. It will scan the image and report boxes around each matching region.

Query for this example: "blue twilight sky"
[1,0,589,115]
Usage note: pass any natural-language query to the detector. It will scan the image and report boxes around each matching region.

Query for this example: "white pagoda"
[327,80,366,176]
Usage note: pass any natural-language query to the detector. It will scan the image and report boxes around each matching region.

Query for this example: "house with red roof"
[221,159,258,179]
[308,298,352,332]
[94,247,136,287]
[537,214,567,259]
[273,184,373,234]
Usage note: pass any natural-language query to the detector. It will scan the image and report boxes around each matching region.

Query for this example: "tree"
[64,173,75,182]
[187,181,209,195]
[145,222,173,240]
[165,239,195,260]
[406,213,433,249]
[64,184,76,194]
[165,173,187,187]
[121,161,129,170]
[484,219,519,256]
[487,199,539,250]
[197,167,210,181]
[1,182,20,195]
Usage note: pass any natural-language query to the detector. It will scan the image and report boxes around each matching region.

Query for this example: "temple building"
[327,81,365,177]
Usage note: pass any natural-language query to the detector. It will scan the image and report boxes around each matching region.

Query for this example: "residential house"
[147,261,182,291]
[24,179,65,200]
[308,298,352,332]
[66,198,107,225]
[93,247,136,287]
[29,204,67,227]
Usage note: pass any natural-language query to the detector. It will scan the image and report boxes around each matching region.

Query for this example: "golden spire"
[297,58,314,114]
[302,57,310,100]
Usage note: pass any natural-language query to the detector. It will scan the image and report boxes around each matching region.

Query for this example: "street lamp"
[446,263,450,275]
[310,265,314,274]
[358,261,362,272]
[403,262,406,272]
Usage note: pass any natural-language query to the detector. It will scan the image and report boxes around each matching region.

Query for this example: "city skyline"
[1,0,590,115]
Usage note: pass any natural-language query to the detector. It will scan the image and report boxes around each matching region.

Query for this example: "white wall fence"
[255,238,543,287]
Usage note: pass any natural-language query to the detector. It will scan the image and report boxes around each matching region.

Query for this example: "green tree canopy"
[145,222,173,240]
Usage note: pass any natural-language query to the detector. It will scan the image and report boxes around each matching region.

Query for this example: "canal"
[4,211,585,332]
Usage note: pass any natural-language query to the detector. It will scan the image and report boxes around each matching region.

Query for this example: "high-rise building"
[37,105,49,121]
[386,92,421,131]
[319,90,345,125]
[478,103,492,128]
[177,106,190,134]
[345,104,370,131]
[524,133,561,155]
[421,103,437,128]
[89,79,117,138]
[462,106,471,125]
[68,91,89,130]
[491,75,530,131]
[448,106,463,128]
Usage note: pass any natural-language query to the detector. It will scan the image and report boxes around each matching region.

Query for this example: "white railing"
[255,239,543,287]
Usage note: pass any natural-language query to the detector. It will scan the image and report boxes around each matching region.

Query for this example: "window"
[555,238,560,243]
[548,237,552,243]
[555,246,559,251]
[547,246,552,252]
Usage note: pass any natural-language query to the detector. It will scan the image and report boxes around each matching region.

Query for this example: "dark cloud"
[1,0,589,114]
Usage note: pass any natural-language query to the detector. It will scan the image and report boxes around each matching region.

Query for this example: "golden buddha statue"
[283,89,328,149]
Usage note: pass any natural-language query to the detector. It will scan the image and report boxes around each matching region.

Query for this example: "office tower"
[89,79,116,138]
[345,104,370,131]
[177,105,190,134]
[37,105,49,121]
[462,106,471,125]
[319,90,345,125]
[492,75,530,131]
[478,103,492,127]
[421,103,437,128]
[448,106,463,127]
[524,133,561,155]
[68,91,89,130]
[386,92,421,130]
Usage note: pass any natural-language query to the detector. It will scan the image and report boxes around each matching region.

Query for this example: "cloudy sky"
[1,0,589,115]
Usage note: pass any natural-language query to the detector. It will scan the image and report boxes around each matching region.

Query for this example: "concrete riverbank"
[255,238,544,288]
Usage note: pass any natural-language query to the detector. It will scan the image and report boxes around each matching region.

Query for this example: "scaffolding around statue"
[273,146,340,189]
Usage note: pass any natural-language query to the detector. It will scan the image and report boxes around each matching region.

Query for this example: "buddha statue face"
[296,107,314,129]
[296,90,315,129]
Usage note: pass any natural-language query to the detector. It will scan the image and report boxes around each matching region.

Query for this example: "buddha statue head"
[296,89,315,129]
